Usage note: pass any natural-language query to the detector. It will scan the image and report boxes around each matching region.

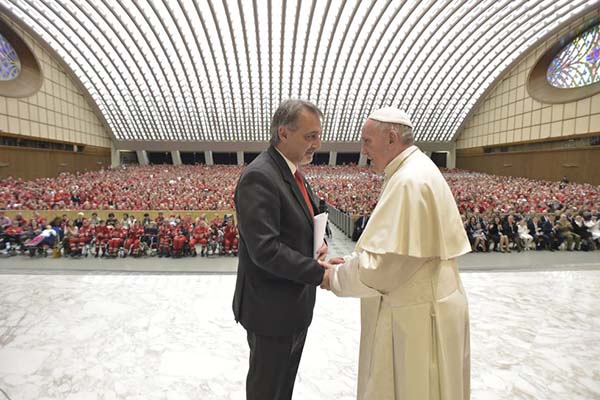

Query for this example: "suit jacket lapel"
[267,146,314,226]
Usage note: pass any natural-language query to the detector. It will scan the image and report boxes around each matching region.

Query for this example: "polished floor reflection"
[0,268,599,400]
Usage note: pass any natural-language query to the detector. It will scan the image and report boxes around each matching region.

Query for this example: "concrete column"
[446,148,456,169]
[237,151,244,166]
[329,151,337,166]
[136,150,149,165]
[204,151,214,166]
[110,143,120,168]
[171,150,182,165]
[358,153,368,167]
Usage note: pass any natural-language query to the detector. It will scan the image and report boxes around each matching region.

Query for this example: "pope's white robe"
[330,146,471,400]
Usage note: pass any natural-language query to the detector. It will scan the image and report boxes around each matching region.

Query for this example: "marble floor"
[0,270,599,400]
[0,224,599,399]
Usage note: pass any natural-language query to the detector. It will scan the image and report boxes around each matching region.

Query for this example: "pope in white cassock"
[320,107,472,400]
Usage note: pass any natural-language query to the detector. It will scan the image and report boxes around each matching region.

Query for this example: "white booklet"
[313,212,329,259]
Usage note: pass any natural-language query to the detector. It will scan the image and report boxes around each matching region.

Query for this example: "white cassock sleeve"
[330,251,427,298]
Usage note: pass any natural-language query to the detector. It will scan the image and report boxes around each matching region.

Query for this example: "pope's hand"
[328,257,345,265]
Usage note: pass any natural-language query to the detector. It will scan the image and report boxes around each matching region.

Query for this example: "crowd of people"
[0,164,599,254]
[0,211,239,258]
[0,165,241,211]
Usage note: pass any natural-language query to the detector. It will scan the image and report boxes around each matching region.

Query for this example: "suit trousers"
[246,328,308,400]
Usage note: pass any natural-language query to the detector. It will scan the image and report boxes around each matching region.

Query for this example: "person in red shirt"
[107,223,128,257]
[4,222,23,253]
[94,220,109,258]
[223,218,239,256]
[190,218,209,256]
[13,213,28,228]
[68,221,82,257]
[77,219,93,256]
[172,224,188,258]
[125,221,143,257]
[158,221,173,257]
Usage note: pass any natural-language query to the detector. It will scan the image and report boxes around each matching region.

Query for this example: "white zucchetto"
[368,107,413,128]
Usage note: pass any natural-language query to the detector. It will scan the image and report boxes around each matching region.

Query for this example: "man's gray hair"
[269,99,323,146]
[373,120,414,145]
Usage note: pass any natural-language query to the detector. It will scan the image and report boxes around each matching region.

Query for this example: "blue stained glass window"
[0,32,21,81]
[547,25,600,89]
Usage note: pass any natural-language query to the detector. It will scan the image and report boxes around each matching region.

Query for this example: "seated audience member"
[517,219,534,250]
[157,221,173,257]
[573,215,593,251]
[13,213,27,228]
[0,211,12,229]
[74,212,85,228]
[223,218,239,255]
[528,216,551,250]
[106,213,118,227]
[3,221,24,252]
[171,225,188,258]
[542,214,559,251]
[503,215,523,252]
[142,213,152,227]
[584,214,600,250]
[89,212,100,226]
[64,220,79,256]
[486,215,506,251]
[141,221,159,250]
[125,221,143,256]
[24,224,58,255]
[190,218,209,256]
[556,213,581,251]
[472,222,488,252]
[107,223,128,257]
[94,220,110,257]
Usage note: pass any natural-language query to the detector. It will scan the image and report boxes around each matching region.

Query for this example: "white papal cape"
[331,146,472,400]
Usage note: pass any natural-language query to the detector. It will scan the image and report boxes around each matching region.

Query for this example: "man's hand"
[316,241,328,261]
[318,260,336,290]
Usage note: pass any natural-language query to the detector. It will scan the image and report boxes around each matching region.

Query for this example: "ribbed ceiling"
[2,0,599,142]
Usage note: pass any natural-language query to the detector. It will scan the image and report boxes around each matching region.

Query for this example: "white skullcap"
[368,107,413,128]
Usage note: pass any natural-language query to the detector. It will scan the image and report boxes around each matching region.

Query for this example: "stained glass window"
[547,24,600,89]
[0,32,21,81]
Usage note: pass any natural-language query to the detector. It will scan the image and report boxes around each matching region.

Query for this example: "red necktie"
[294,171,314,218]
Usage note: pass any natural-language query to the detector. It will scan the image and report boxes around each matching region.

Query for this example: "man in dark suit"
[233,99,328,400]
[527,215,550,250]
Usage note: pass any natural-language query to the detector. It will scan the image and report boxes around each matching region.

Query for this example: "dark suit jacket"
[541,220,555,236]
[233,146,324,337]
[527,221,539,236]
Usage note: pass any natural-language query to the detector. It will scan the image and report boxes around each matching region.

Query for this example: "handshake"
[317,257,344,291]
[314,242,343,291]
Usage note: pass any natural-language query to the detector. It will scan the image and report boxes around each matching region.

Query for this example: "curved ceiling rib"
[424,0,592,140]
[2,0,598,142]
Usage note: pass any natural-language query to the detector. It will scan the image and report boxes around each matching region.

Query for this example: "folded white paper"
[313,212,328,259]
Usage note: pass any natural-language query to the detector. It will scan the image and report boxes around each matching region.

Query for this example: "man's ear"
[278,125,287,142]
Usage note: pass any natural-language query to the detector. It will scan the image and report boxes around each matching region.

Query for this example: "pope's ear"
[388,128,397,144]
